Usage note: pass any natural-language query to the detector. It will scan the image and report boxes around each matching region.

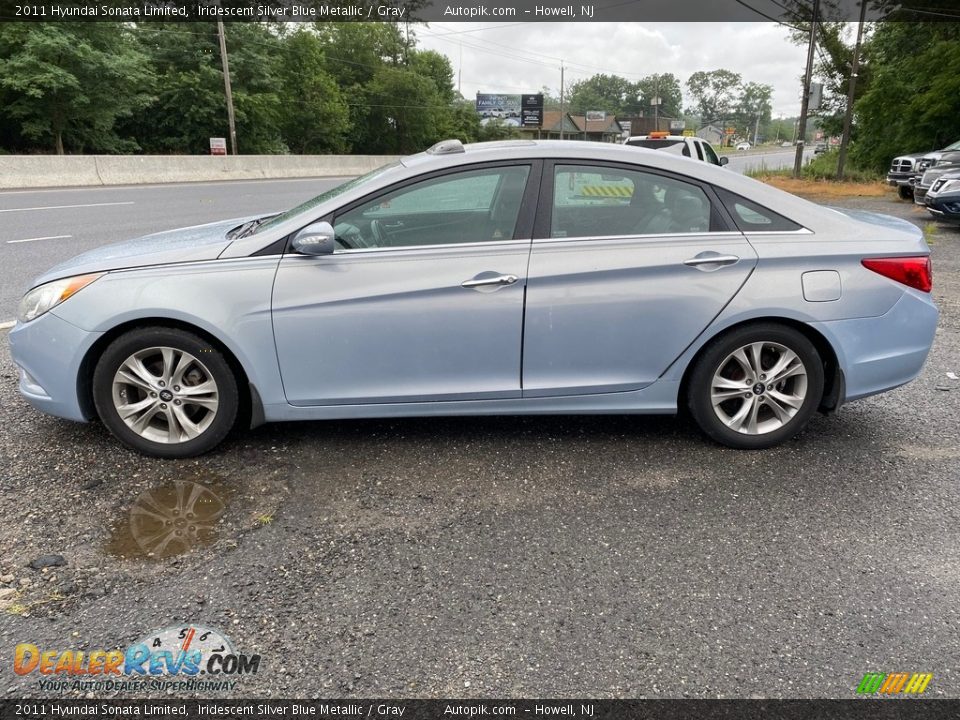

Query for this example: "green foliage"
[566,73,682,120]
[276,28,349,154]
[686,69,742,122]
[852,23,960,173]
[0,23,153,154]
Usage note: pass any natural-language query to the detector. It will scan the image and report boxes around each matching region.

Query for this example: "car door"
[272,162,539,406]
[522,161,757,397]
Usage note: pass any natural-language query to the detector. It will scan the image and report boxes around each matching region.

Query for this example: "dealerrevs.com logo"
[856,672,933,695]
[14,625,261,693]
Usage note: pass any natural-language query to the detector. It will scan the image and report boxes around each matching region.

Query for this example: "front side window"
[550,165,713,238]
[333,165,530,250]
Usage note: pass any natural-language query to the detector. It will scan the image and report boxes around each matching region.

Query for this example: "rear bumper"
[812,290,938,403]
[8,311,102,422]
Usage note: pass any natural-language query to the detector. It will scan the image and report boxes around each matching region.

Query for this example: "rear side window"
[714,187,803,232]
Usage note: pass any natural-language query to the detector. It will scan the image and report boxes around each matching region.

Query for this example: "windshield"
[945,140,960,151]
[254,162,401,235]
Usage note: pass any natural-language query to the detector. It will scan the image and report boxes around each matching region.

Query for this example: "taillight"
[862,256,932,292]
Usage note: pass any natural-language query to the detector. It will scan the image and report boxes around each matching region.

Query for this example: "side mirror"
[719,156,729,166]
[291,221,335,256]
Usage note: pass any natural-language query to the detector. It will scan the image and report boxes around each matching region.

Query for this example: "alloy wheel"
[111,346,219,444]
[710,341,808,435]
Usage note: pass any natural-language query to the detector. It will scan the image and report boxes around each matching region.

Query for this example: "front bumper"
[925,195,960,224]
[812,289,938,403]
[886,172,915,186]
[8,311,103,422]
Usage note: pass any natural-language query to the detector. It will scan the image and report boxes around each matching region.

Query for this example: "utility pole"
[457,43,462,97]
[793,0,820,177]
[653,74,659,131]
[837,0,867,178]
[217,20,238,155]
[559,60,565,140]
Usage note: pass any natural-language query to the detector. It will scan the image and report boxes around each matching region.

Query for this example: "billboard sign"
[209,137,227,156]
[585,110,606,122]
[521,94,544,127]
[477,93,542,128]
[476,94,521,127]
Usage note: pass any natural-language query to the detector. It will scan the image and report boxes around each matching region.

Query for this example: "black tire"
[687,323,825,449]
[92,327,239,458]
[898,184,914,201]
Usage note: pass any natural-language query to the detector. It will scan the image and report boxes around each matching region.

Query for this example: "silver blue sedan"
[10,140,938,457]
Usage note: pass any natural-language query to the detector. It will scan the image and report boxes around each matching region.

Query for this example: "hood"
[921,163,960,186]
[28,216,257,290]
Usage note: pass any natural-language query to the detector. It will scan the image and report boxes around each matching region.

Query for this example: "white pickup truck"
[624,133,729,167]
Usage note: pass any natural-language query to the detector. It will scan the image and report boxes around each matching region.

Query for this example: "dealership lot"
[1,183,958,698]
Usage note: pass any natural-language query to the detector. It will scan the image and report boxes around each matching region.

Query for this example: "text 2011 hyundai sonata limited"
[10,140,938,457]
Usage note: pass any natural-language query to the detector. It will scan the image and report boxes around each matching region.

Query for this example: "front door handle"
[683,253,740,267]
[461,274,519,289]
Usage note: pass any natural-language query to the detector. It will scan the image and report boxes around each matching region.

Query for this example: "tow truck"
[624,132,729,167]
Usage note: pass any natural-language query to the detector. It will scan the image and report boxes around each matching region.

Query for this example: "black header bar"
[0,0,957,22]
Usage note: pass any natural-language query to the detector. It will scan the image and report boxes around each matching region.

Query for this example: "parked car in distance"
[624,132,728,167]
[888,140,960,200]
[10,139,938,457]
[735,142,751,150]
[914,150,960,205]
[813,143,829,155]
[924,170,960,224]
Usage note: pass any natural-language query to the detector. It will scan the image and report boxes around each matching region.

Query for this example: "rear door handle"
[683,253,740,267]
[461,274,519,289]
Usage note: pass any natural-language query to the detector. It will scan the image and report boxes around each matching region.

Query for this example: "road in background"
[0,177,342,319]
[0,148,813,319]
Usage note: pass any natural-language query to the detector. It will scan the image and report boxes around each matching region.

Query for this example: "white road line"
[6,234,73,244]
[0,320,15,330]
[0,201,134,213]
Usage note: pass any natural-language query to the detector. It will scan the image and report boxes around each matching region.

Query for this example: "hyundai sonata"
[10,140,938,457]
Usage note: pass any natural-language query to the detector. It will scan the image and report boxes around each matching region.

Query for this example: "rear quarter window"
[714,187,804,232]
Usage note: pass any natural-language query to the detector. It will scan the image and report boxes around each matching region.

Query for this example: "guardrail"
[0,155,401,190]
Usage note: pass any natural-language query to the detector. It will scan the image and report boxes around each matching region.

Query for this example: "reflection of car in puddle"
[107,480,226,559]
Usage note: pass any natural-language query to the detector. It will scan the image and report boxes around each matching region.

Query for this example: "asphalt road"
[0,177,343,321]
[0,149,810,320]
[1,190,959,699]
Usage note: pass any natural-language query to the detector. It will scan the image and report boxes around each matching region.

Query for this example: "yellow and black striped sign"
[578,185,633,198]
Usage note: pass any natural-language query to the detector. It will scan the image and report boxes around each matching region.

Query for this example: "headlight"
[938,179,960,195]
[17,273,103,324]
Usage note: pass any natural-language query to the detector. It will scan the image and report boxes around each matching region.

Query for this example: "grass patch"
[749,175,889,199]
[748,150,888,199]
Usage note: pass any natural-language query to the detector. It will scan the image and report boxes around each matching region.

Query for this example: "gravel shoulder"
[1,192,958,700]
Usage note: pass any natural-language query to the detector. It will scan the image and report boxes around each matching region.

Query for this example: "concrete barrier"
[0,155,401,190]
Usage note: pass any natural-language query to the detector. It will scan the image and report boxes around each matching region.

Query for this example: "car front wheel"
[687,324,825,449]
[92,327,239,458]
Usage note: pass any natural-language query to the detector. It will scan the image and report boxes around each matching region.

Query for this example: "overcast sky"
[417,22,810,117]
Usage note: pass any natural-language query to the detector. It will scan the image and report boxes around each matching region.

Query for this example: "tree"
[567,74,638,117]
[0,23,153,154]
[276,28,350,154]
[634,73,683,119]
[124,23,284,154]
[686,69,742,123]
[852,21,960,172]
[736,82,773,141]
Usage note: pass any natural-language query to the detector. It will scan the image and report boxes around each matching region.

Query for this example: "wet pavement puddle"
[105,477,231,560]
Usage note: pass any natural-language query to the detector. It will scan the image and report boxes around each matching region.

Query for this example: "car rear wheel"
[687,323,824,449]
[92,328,239,458]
